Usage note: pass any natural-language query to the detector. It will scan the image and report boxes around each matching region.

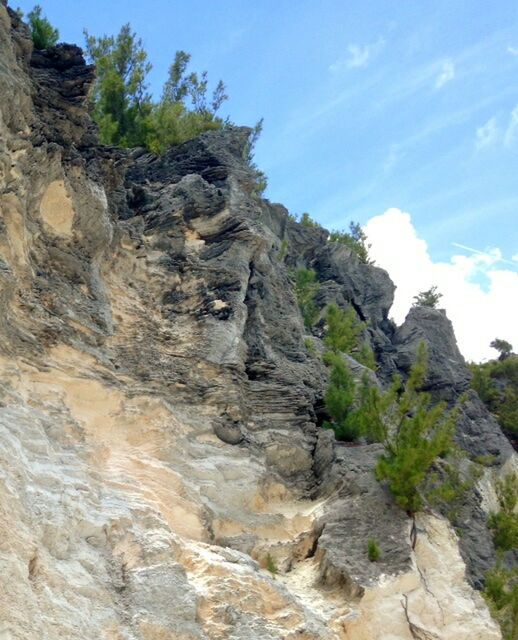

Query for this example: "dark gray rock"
[311,242,395,327]
[316,444,412,596]
[455,390,515,463]
[393,306,470,399]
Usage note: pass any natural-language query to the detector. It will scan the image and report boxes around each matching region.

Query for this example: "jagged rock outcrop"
[0,4,513,639]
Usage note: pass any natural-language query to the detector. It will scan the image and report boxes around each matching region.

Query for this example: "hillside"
[0,4,515,639]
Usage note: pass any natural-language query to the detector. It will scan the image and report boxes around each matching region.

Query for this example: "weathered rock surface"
[0,3,513,639]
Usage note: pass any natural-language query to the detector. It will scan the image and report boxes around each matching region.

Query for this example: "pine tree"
[373,343,455,514]
[27,5,59,50]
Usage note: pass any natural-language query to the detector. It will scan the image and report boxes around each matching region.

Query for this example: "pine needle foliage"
[329,222,373,265]
[322,351,358,441]
[293,268,320,329]
[489,473,518,552]
[373,343,456,514]
[83,26,239,154]
[27,5,59,49]
[483,566,518,640]
[324,303,364,354]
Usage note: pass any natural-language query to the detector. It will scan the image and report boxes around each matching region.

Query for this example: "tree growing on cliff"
[490,338,514,361]
[412,285,443,309]
[323,303,376,370]
[27,5,59,49]
[322,351,359,441]
[371,342,456,514]
[329,222,373,265]
[84,26,229,151]
[84,24,152,147]
[469,351,518,437]
[292,268,320,328]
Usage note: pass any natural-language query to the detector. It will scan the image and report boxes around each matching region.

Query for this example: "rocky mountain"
[0,4,515,638]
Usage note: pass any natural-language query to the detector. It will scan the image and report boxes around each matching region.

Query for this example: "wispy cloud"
[435,59,455,88]
[513,254,518,262]
[504,104,518,146]
[507,46,518,56]
[451,242,518,268]
[475,105,518,150]
[329,38,385,72]
[475,117,499,149]
[383,145,400,173]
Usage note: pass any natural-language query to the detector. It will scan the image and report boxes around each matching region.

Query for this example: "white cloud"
[475,116,499,149]
[508,46,518,56]
[435,59,455,89]
[364,208,518,362]
[504,104,518,147]
[513,254,518,262]
[330,38,385,72]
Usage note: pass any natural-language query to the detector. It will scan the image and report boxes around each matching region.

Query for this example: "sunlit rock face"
[0,3,511,638]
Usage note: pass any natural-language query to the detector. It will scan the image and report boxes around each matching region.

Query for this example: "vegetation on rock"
[322,351,360,441]
[300,212,323,229]
[27,5,59,49]
[469,349,518,437]
[296,213,373,264]
[329,222,373,265]
[491,338,514,362]
[367,539,381,562]
[84,26,227,150]
[324,303,376,370]
[424,454,482,524]
[266,554,278,575]
[412,285,443,309]
[324,339,456,514]
[483,566,518,640]
[489,473,518,552]
[372,343,456,514]
[292,268,320,329]
[324,303,363,354]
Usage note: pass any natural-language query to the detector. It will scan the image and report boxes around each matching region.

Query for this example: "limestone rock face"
[0,4,511,639]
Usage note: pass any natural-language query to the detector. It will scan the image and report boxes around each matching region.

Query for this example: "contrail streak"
[452,242,518,267]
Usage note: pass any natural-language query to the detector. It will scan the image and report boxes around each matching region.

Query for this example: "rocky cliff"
[0,4,515,639]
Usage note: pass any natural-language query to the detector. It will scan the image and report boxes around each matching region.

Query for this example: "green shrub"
[424,456,482,523]
[329,222,373,265]
[412,286,442,309]
[489,473,518,552]
[473,454,498,467]
[27,5,59,49]
[483,567,518,640]
[292,268,320,329]
[244,118,268,196]
[277,240,289,261]
[83,26,239,155]
[322,351,358,441]
[469,362,498,405]
[266,554,278,575]
[367,539,381,562]
[146,101,222,154]
[357,342,377,371]
[372,343,456,514]
[323,340,455,514]
[300,212,322,229]
[324,303,364,354]
[304,338,316,355]
[490,338,514,361]
[469,354,518,435]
